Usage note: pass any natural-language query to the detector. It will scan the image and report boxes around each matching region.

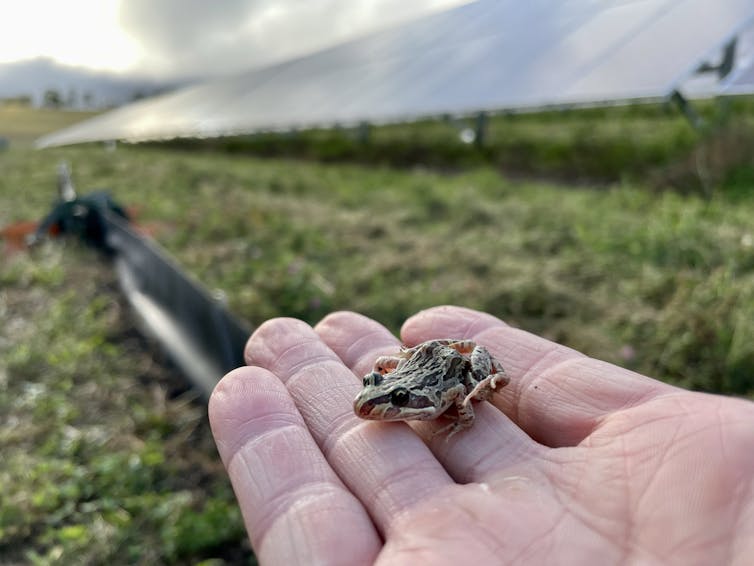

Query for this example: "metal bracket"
[696,37,738,80]
[670,89,705,130]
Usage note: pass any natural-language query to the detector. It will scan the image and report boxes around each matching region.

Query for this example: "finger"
[209,366,380,565]
[244,318,453,534]
[402,306,677,447]
[316,311,543,483]
[311,311,402,378]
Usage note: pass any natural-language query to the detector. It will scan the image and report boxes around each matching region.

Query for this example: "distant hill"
[0,58,188,108]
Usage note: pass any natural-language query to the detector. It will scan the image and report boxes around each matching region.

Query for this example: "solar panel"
[37,0,754,148]
[727,64,754,92]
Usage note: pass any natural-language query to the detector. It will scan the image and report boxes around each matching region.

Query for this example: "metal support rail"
[34,164,251,399]
[105,213,251,398]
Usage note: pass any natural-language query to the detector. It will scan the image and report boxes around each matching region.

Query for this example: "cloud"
[119,0,469,79]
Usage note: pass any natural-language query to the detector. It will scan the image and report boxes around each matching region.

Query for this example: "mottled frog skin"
[353,339,508,438]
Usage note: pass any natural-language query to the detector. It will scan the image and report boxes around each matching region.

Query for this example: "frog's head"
[353,342,467,422]
[353,370,442,421]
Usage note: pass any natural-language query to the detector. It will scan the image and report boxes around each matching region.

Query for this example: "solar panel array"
[37,0,754,148]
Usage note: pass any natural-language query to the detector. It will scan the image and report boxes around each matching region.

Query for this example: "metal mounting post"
[474,111,488,148]
[670,90,704,130]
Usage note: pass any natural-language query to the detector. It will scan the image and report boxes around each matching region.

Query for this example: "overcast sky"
[0,0,471,78]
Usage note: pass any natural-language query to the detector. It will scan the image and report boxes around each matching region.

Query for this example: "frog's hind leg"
[443,339,476,356]
[466,345,509,402]
[465,374,508,405]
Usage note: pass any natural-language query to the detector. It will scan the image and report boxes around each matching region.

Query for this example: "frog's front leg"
[433,385,476,440]
[372,355,403,375]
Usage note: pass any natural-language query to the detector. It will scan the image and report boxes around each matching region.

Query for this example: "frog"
[353,339,509,439]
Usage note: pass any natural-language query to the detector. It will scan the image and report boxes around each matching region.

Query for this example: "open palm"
[210,306,754,565]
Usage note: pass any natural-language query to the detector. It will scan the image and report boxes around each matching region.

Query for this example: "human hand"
[209,306,754,565]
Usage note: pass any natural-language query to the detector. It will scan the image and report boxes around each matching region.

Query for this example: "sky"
[0,0,472,79]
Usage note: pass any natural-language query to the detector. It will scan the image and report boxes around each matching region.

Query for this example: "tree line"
[1,88,147,109]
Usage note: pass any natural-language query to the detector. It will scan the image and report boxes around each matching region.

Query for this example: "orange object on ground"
[1,220,39,255]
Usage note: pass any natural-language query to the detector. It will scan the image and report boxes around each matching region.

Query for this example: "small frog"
[353,339,508,439]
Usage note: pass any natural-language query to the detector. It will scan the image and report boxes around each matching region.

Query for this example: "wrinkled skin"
[209,306,754,565]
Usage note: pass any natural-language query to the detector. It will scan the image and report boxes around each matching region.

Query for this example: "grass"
[1,103,753,562]
[159,96,754,187]
[0,104,101,147]
[0,243,250,564]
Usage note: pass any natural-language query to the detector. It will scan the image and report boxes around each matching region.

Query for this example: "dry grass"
[0,105,100,147]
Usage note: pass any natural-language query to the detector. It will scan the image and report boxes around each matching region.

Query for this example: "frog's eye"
[390,387,410,407]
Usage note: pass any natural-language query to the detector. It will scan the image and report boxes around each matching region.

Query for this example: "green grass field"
[1,103,753,563]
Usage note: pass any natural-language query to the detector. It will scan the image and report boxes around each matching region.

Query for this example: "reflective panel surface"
[37,0,754,147]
